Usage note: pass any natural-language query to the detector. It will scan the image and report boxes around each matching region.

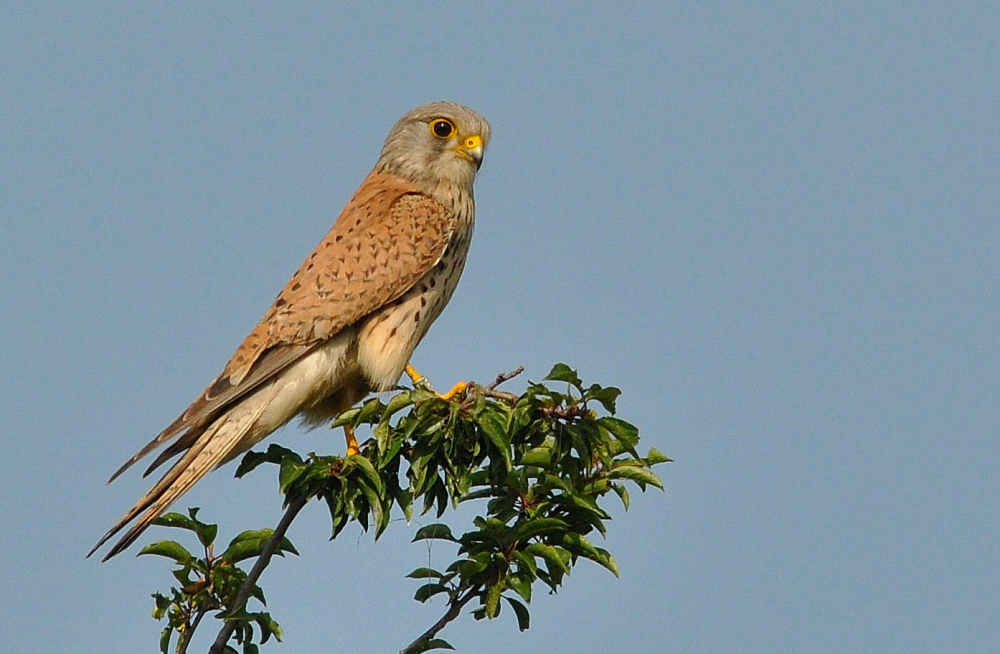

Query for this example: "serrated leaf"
[504,596,531,631]
[544,363,582,388]
[137,540,193,564]
[607,465,664,490]
[412,523,457,542]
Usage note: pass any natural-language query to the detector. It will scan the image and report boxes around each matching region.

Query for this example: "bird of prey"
[90,101,490,561]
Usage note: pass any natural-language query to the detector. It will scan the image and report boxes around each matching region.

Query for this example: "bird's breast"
[356,217,474,391]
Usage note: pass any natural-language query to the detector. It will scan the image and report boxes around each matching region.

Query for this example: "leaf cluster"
[143,364,669,653]
[141,508,296,654]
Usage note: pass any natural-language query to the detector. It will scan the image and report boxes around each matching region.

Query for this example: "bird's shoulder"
[223,171,457,385]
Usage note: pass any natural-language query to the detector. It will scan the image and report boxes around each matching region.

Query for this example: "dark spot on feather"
[389,327,398,337]
[291,283,301,291]
[208,375,232,398]
[275,297,287,307]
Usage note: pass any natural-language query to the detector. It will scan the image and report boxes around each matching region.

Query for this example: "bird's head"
[377,101,491,192]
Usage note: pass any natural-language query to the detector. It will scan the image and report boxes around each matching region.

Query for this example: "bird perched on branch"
[90,101,490,561]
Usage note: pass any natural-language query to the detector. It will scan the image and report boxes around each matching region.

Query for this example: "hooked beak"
[455,134,484,169]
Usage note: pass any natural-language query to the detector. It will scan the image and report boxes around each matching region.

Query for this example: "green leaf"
[513,550,538,577]
[507,571,533,603]
[278,456,306,492]
[513,517,569,543]
[137,540,193,564]
[561,533,618,576]
[382,392,415,420]
[235,444,299,478]
[412,523,457,542]
[645,447,673,465]
[354,397,385,424]
[193,520,218,548]
[477,411,512,471]
[151,512,198,532]
[158,626,171,654]
[607,465,664,490]
[222,529,298,564]
[406,567,444,579]
[586,385,621,413]
[408,638,455,653]
[519,446,551,467]
[349,454,385,495]
[544,363,582,388]
[612,483,630,510]
[526,543,571,574]
[597,417,639,451]
[504,596,531,631]
[485,582,502,618]
[414,583,449,602]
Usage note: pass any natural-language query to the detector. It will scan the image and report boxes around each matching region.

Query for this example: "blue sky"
[2,3,997,652]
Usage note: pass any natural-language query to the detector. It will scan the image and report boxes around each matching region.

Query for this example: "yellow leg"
[405,363,467,400]
[404,363,424,385]
[345,425,359,456]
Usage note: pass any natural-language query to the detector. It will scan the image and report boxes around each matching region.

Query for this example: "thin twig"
[399,586,481,654]
[208,494,308,654]
[471,366,525,404]
[487,366,525,391]
[177,608,205,654]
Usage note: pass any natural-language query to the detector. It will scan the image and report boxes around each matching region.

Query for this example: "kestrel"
[90,101,490,561]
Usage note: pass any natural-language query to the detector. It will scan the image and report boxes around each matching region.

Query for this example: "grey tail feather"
[105,415,192,485]
[89,408,257,561]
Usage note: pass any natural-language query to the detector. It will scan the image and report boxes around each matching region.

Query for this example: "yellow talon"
[345,424,359,456]
[405,363,466,400]
[440,380,467,400]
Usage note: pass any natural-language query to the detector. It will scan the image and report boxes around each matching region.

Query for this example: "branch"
[476,365,525,403]
[208,494,308,654]
[399,586,481,654]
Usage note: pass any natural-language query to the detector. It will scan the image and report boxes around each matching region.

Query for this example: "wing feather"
[107,170,456,481]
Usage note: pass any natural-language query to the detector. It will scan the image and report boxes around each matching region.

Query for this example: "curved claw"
[405,363,466,400]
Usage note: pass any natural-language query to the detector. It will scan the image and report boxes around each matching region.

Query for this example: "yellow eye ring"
[429,118,457,139]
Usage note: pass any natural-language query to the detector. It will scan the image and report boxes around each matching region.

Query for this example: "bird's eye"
[430,119,456,139]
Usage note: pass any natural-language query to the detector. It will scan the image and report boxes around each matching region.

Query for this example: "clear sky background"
[2,3,997,653]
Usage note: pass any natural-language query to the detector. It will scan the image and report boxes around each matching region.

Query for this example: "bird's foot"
[405,363,467,400]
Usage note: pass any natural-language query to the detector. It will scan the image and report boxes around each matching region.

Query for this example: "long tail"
[88,395,271,562]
